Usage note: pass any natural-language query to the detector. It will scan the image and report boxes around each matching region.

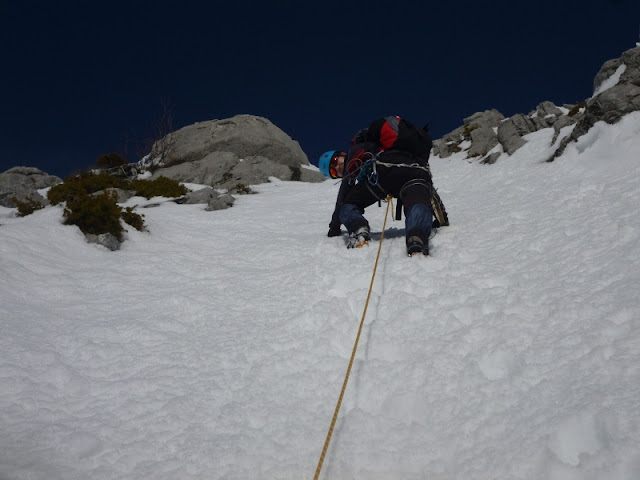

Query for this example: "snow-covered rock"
[434,45,640,164]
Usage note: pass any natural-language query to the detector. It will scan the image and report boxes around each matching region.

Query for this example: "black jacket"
[328,116,433,231]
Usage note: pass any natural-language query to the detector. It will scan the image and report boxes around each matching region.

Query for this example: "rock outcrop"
[144,114,325,186]
[549,45,640,161]
[433,102,575,164]
[0,167,61,208]
[433,45,640,164]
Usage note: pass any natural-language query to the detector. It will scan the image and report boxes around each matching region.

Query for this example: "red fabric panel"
[379,120,399,150]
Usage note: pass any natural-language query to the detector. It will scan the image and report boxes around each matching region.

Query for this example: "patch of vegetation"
[63,191,125,241]
[48,172,127,205]
[567,101,587,117]
[447,142,462,153]
[97,152,127,169]
[48,172,188,205]
[463,124,479,137]
[46,171,161,243]
[289,166,301,181]
[121,206,145,231]
[12,196,44,216]
[129,176,189,199]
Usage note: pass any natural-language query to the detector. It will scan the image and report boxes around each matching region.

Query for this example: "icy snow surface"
[2,114,640,479]
[593,64,627,97]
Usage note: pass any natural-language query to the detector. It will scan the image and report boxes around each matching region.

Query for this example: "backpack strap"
[395,197,403,220]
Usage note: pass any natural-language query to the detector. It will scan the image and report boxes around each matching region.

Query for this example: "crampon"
[347,227,371,249]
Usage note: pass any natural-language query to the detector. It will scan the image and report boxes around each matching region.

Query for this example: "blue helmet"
[318,150,337,178]
[318,150,343,179]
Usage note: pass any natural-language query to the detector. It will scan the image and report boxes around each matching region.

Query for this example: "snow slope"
[1,114,640,480]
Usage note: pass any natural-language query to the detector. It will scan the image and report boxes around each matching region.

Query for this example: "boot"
[347,226,371,249]
[406,235,428,256]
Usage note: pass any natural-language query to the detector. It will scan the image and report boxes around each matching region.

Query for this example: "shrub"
[63,191,125,241]
[97,152,127,169]
[45,170,192,245]
[289,166,302,182]
[79,172,128,194]
[130,176,189,199]
[48,177,86,205]
[48,172,127,205]
[568,101,587,117]
[12,196,44,216]
[122,206,145,231]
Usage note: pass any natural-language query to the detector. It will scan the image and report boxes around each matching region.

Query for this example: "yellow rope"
[313,195,394,480]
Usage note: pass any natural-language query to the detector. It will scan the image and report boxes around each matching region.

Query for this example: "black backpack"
[367,116,433,161]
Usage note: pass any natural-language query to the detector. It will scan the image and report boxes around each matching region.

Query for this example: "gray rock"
[468,126,499,158]
[594,45,640,93]
[206,193,235,211]
[529,101,564,130]
[176,187,218,205]
[481,152,501,165]
[152,151,240,185]
[91,188,135,203]
[223,155,293,188]
[594,58,624,93]
[434,109,504,159]
[464,109,505,129]
[432,133,465,158]
[535,101,564,118]
[497,114,536,155]
[591,83,640,123]
[434,46,640,164]
[151,149,324,192]
[85,232,121,251]
[2,186,48,209]
[290,165,322,183]
[148,114,314,170]
[172,185,235,210]
[436,104,568,161]
[464,110,504,158]
[550,114,580,144]
[549,53,640,162]
[139,114,326,208]
[0,167,61,208]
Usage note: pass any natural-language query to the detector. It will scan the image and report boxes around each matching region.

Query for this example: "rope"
[375,159,432,174]
[313,195,394,480]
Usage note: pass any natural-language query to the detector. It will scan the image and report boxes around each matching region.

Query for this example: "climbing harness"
[353,153,431,184]
[375,159,432,175]
[374,157,447,227]
[313,195,394,480]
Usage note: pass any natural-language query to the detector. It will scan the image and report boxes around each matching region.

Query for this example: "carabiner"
[368,158,378,185]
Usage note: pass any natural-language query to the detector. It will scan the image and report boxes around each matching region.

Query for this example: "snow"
[593,64,627,97]
[2,113,640,479]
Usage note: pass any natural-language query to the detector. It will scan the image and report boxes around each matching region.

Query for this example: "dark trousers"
[339,161,433,244]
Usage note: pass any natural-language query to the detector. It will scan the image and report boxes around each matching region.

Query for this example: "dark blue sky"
[2,1,639,178]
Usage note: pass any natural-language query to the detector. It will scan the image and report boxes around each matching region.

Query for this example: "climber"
[319,116,445,256]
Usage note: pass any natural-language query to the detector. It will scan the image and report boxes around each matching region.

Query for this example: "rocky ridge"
[433,44,640,164]
[2,46,639,214]
[1,114,324,212]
